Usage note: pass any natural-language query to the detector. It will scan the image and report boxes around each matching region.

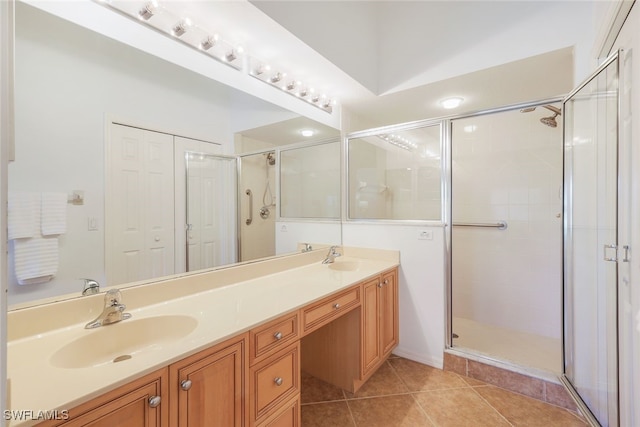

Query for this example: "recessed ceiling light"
[463,125,477,133]
[440,97,464,109]
[300,129,315,137]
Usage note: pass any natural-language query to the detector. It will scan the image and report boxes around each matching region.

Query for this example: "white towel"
[12,236,58,285]
[41,192,67,236]
[8,192,38,240]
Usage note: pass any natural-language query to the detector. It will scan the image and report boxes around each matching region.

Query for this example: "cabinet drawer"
[302,286,360,334]
[257,395,299,427]
[250,342,299,425]
[250,312,299,365]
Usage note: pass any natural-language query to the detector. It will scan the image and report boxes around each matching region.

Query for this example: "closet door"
[107,124,175,286]
[563,52,619,426]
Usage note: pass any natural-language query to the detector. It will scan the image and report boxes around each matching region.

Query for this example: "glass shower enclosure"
[562,52,620,427]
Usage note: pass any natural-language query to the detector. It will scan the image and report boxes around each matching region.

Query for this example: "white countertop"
[7,247,399,426]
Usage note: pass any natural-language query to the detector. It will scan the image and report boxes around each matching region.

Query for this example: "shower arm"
[542,105,561,115]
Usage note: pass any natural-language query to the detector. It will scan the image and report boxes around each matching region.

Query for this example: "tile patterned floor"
[301,356,587,427]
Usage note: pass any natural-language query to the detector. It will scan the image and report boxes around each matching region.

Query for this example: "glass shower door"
[563,52,619,426]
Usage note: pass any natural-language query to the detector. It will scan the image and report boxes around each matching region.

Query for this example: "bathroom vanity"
[6,247,399,426]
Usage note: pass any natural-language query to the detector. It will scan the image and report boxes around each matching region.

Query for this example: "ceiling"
[249,0,596,127]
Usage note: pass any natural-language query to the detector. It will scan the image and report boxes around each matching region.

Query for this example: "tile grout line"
[468,385,516,427]
[408,392,438,427]
[344,398,358,427]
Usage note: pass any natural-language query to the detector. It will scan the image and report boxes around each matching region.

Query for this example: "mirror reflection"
[347,125,442,221]
[8,3,340,307]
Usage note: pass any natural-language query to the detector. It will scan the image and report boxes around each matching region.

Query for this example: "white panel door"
[107,124,174,285]
[184,152,237,271]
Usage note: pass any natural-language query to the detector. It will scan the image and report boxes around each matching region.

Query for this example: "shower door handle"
[603,244,618,262]
[245,189,253,225]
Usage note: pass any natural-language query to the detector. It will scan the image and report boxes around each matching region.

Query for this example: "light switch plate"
[418,230,433,240]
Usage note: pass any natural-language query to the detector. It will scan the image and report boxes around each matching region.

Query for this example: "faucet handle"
[104,288,123,307]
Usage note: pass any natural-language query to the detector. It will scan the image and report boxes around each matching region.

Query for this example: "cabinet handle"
[377,282,383,288]
[274,377,284,386]
[148,396,161,408]
[181,379,192,391]
[333,303,340,310]
[383,279,389,285]
[273,331,283,340]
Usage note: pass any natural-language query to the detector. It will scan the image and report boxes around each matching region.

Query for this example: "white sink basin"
[328,260,362,271]
[50,315,198,369]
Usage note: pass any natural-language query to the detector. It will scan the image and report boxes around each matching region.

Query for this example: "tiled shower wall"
[451,108,563,339]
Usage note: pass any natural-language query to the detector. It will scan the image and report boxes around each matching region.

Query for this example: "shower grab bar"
[452,221,507,230]
[245,189,253,225]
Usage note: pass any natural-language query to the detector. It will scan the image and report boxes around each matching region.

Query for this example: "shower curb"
[443,351,578,413]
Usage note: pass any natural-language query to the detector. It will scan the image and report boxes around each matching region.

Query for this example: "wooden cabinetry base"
[300,308,361,393]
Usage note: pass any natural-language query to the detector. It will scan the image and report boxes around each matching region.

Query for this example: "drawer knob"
[333,303,340,310]
[377,282,383,288]
[274,331,283,340]
[383,279,389,285]
[274,377,284,386]
[181,379,192,391]
[148,396,161,408]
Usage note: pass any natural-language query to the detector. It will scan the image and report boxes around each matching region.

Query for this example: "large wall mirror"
[8,2,340,308]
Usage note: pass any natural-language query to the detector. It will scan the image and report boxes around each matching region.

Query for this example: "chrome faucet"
[322,246,342,264]
[301,243,313,253]
[81,278,100,296]
[85,289,132,329]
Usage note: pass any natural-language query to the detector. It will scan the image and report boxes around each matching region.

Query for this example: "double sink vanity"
[7,246,399,426]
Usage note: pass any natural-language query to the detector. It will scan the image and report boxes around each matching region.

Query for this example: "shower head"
[540,113,559,128]
[266,152,276,166]
[521,104,561,127]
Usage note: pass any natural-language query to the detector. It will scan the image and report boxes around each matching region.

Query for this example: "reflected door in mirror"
[106,124,175,286]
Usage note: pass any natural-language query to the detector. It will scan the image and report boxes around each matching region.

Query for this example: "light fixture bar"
[97,1,337,113]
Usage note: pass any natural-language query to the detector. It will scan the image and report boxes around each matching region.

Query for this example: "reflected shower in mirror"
[276,140,341,254]
[8,2,340,308]
[347,125,442,221]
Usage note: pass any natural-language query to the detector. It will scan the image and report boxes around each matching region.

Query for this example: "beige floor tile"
[474,385,588,426]
[345,361,409,399]
[301,371,346,404]
[460,375,488,387]
[348,395,434,427]
[301,401,355,427]
[389,357,469,392]
[413,388,511,427]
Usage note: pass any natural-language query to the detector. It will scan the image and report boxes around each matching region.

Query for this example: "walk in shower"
[449,103,564,376]
[239,151,277,262]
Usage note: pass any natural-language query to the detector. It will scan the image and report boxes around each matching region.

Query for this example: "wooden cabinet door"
[170,334,248,427]
[361,277,381,376]
[38,369,168,427]
[380,270,399,356]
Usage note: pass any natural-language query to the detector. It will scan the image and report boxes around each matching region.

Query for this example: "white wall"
[342,223,446,368]
[451,109,563,339]
[275,221,341,255]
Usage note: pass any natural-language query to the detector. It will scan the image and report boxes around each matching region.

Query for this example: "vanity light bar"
[102,1,244,70]
[247,56,335,114]
[97,0,337,113]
